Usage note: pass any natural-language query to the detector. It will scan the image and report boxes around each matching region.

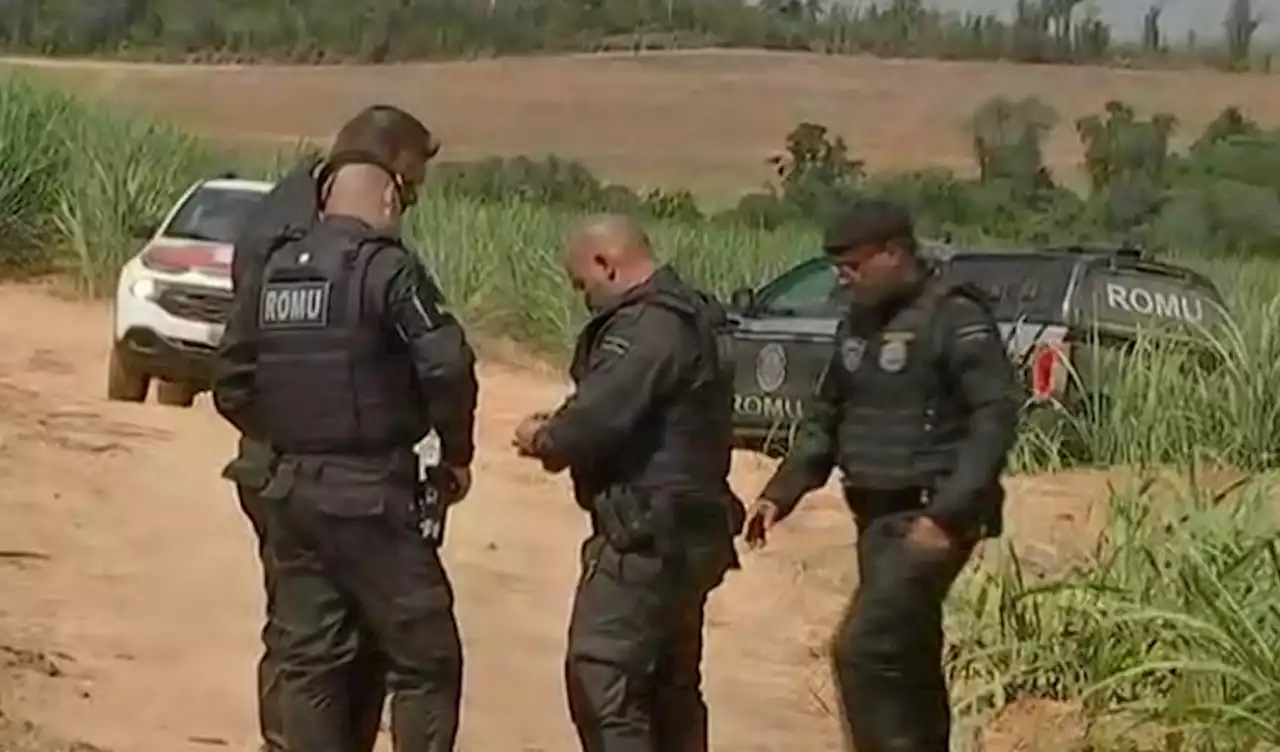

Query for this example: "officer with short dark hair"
[743,199,1019,751]
[218,152,388,752]
[512,214,744,752]
[214,104,477,752]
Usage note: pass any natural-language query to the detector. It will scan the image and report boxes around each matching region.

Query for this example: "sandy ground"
[7,50,1280,199]
[0,281,1121,750]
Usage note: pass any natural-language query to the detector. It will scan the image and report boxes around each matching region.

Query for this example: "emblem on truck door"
[755,343,787,393]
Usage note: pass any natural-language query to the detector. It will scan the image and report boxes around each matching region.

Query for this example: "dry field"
[6,50,1280,199]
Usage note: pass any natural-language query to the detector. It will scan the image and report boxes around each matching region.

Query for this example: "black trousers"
[565,534,735,752]
[261,454,462,752]
[831,510,973,752]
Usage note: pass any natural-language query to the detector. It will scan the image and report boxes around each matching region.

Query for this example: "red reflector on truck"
[1030,343,1067,400]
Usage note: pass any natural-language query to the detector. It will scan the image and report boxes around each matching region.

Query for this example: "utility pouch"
[259,460,299,502]
[593,486,657,553]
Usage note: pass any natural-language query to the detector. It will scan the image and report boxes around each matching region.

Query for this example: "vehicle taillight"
[141,245,228,275]
[141,246,197,273]
[1029,343,1069,401]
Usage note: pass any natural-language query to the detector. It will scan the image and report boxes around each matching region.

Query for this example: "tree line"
[0,0,1268,72]
[421,96,1280,258]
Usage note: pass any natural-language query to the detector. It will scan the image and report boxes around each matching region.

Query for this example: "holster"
[414,464,460,547]
[591,486,660,554]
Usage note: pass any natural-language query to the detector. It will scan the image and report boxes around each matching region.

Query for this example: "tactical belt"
[842,485,931,520]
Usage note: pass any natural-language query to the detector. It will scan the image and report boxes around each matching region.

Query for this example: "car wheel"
[155,381,197,408]
[107,346,149,402]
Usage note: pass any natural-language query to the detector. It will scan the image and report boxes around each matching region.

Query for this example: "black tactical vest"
[251,221,420,455]
[831,280,986,490]
[568,284,735,507]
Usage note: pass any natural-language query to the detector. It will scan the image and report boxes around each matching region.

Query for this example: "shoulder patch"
[600,334,631,357]
[955,322,995,343]
[259,281,330,329]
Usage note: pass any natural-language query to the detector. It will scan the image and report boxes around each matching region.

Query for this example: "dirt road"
[0,282,1101,750]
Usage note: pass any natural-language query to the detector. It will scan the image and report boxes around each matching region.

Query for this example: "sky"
[831,1,1279,42]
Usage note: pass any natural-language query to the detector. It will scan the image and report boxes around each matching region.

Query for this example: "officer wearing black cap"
[214,105,477,752]
[742,199,1019,751]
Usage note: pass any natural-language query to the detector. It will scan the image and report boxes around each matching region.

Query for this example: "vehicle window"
[939,255,1075,322]
[162,186,267,245]
[1074,266,1226,336]
[755,258,848,317]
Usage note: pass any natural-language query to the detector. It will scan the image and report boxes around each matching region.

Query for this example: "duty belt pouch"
[593,487,657,554]
[221,451,279,492]
[259,460,299,502]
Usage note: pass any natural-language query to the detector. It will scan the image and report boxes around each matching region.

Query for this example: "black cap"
[822,199,914,255]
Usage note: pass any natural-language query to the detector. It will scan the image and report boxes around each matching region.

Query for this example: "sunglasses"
[392,172,419,210]
[393,138,440,211]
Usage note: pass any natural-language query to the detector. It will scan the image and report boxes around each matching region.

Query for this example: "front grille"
[155,284,234,324]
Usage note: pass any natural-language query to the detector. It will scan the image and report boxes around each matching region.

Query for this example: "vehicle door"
[726,258,844,450]
[1068,261,1228,398]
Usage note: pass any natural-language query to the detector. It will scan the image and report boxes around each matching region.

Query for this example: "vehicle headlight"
[130,278,158,300]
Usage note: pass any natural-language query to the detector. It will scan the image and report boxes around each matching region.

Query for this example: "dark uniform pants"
[565,534,734,752]
[228,446,390,752]
[832,510,973,752]
[259,454,462,752]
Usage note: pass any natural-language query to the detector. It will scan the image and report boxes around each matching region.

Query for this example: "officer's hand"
[446,465,472,504]
[512,412,551,457]
[905,515,952,553]
[743,499,781,550]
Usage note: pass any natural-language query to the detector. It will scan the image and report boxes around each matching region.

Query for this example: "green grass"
[948,472,1280,750]
[407,196,814,353]
[4,74,1280,749]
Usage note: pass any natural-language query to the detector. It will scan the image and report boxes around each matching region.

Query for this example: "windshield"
[162,185,267,244]
[753,258,844,317]
[752,253,1075,321]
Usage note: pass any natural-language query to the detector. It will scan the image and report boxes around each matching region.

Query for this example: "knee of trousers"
[831,617,923,676]
[566,653,652,719]
[379,584,463,690]
[384,634,462,695]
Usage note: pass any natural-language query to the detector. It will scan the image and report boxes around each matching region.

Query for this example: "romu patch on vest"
[259,281,332,329]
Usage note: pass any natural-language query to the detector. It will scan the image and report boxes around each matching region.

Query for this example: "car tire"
[107,347,149,402]
[155,381,197,408]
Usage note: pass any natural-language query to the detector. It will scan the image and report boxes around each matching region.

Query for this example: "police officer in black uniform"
[217,141,387,752]
[512,214,743,752]
[213,105,477,752]
[743,199,1019,752]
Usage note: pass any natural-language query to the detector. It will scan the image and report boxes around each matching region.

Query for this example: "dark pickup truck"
[723,245,1228,453]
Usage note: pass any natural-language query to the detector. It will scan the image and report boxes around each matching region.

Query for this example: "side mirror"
[130,221,158,239]
[729,286,755,312]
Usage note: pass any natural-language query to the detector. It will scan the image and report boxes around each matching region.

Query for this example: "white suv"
[109,176,274,407]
